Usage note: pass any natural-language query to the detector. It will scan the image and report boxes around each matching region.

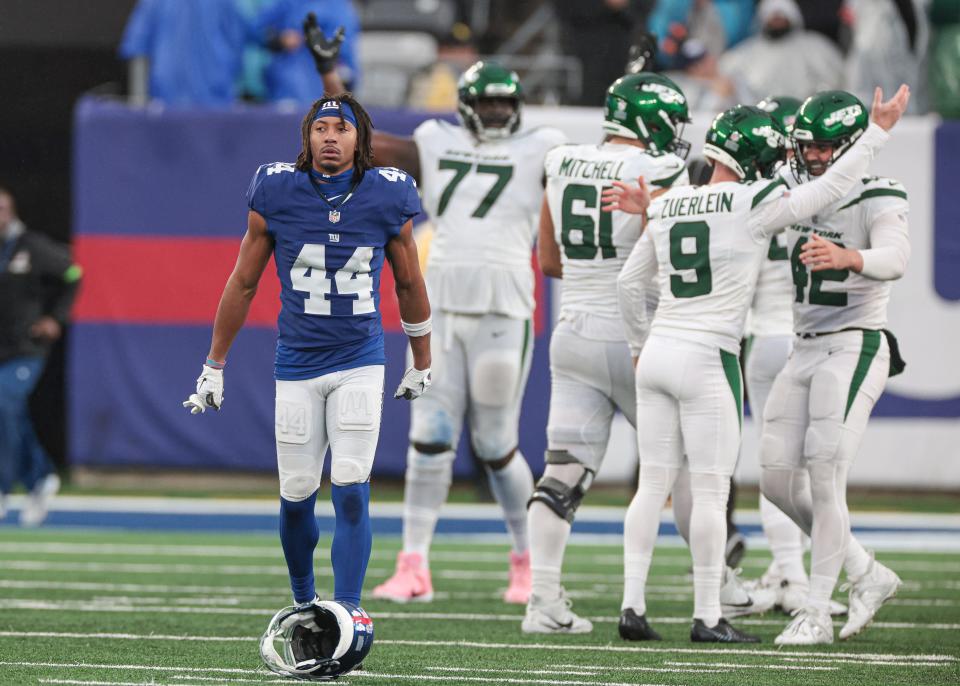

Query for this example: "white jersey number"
[290,244,375,316]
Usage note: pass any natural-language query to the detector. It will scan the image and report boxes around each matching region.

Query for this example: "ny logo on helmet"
[751,125,786,148]
[640,83,685,105]
[823,104,863,128]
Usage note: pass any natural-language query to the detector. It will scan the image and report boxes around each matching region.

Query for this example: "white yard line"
[2,601,959,631]
[424,665,729,675]
[0,631,252,642]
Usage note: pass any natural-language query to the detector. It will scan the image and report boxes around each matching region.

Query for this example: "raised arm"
[386,220,432,400]
[537,195,562,278]
[752,85,910,238]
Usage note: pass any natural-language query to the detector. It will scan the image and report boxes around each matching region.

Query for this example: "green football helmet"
[603,73,692,158]
[756,95,802,134]
[791,90,868,174]
[703,105,787,181]
[457,61,523,141]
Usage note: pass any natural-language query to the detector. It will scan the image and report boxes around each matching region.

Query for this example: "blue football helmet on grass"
[260,600,373,680]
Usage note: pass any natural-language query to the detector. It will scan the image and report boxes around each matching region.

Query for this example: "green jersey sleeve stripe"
[649,166,686,188]
[750,178,785,209]
[839,188,908,210]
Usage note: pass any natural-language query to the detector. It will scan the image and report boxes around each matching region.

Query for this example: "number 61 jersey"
[414,119,566,319]
[544,142,688,340]
[246,162,421,381]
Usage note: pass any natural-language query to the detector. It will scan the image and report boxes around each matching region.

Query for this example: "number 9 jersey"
[246,162,421,380]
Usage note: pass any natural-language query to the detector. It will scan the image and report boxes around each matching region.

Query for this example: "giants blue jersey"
[246,162,421,380]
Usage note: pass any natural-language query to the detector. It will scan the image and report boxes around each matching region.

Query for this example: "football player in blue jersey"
[183,93,432,678]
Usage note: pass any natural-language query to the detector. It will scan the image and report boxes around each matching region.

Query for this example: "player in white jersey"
[315,60,567,604]
[521,73,691,635]
[758,90,910,645]
[609,85,909,642]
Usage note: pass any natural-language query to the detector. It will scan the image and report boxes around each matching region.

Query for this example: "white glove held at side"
[183,365,224,414]
[394,367,431,400]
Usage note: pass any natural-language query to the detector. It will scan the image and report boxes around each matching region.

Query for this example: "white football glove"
[183,365,224,414]
[394,367,431,400]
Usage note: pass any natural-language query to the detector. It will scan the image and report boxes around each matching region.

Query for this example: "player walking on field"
[609,85,909,642]
[184,94,431,678]
[524,72,690,634]
[760,90,910,645]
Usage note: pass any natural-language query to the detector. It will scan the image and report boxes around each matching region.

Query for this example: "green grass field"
[0,526,957,686]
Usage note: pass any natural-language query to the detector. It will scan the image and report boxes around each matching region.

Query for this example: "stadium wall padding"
[70,100,960,488]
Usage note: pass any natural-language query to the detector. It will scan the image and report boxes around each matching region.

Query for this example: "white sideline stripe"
[2,635,953,664]
[0,661,259,674]
[425,665,729,675]
[0,579,286,596]
[174,674,675,686]
[557,662,834,672]
[3,601,960,631]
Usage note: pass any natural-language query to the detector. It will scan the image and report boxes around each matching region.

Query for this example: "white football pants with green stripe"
[623,334,741,627]
[759,329,889,612]
[403,310,535,558]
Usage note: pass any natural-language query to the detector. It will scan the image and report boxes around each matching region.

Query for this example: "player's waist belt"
[796,327,906,377]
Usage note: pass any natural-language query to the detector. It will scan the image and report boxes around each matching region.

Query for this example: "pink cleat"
[503,550,531,604]
[371,551,434,603]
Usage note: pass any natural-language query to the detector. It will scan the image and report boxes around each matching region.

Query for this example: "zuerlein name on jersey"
[661,190,733,219]
[557,157,626,181]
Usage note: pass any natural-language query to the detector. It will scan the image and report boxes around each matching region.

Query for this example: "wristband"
[205,357,226,370]
[401,317,432,337]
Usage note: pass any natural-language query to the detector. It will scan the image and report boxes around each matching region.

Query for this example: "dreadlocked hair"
[296,93,375,184]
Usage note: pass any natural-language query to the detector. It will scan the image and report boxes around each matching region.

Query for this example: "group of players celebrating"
[184,18,912,679]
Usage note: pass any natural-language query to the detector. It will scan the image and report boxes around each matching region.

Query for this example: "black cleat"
[690,618,760,643]
[619,609,662,641]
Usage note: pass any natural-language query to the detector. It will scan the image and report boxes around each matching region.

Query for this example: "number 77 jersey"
[414,119,567,318]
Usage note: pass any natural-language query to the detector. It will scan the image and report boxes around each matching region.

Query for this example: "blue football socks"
[330,482,372,606]
[279,491,320,604]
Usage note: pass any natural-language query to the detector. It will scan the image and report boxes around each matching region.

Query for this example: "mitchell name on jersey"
[544,142,687,341]
[779,167,909,333]
[414,119,566,319]
[246,162,421,380]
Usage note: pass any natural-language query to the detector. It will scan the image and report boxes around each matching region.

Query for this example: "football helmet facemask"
[603,72,692,158]
[703,105,787,181]
[259,599,373,681]
[791,90,868,177]
[457,61,522,141]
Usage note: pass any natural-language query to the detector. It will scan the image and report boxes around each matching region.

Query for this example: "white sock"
[671,467,692,544]
[844,537,872,580]
[808,573,835,613]
[760,493,807,584]
[808,462,850,605]
[402,447,455,559]
[485,451,534,554]
[689,472,730,627]
[528,501,569,600]
[622,464,677,613]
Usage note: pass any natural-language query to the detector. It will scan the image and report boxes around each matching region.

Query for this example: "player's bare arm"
[208,210,275,363]
[372,132,422,181]
[388,219,432,400]
[537,196,562,278]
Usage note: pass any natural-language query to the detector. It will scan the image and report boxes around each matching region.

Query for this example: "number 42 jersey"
[246,162,421,380]
[543,142,688,341]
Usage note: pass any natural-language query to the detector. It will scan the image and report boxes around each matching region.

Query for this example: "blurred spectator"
[554,0,654,106]
[658,31,741,112]
[648,0,756,52]
[254,0,360,103]
[0,188,81,527]
[406,26,479,111]
[718,0,844,103]
[796,0,848,49]
[120,0,250,107]
[846,0,927,114]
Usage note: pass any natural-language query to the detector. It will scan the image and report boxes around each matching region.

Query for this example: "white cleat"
[722,567,776,618]
[839,556,902,640]
[522,590,592,634]
[774,607,834,646]
[19,473,60,528]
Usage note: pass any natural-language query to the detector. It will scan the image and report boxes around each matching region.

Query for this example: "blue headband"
[313,99,358,128]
